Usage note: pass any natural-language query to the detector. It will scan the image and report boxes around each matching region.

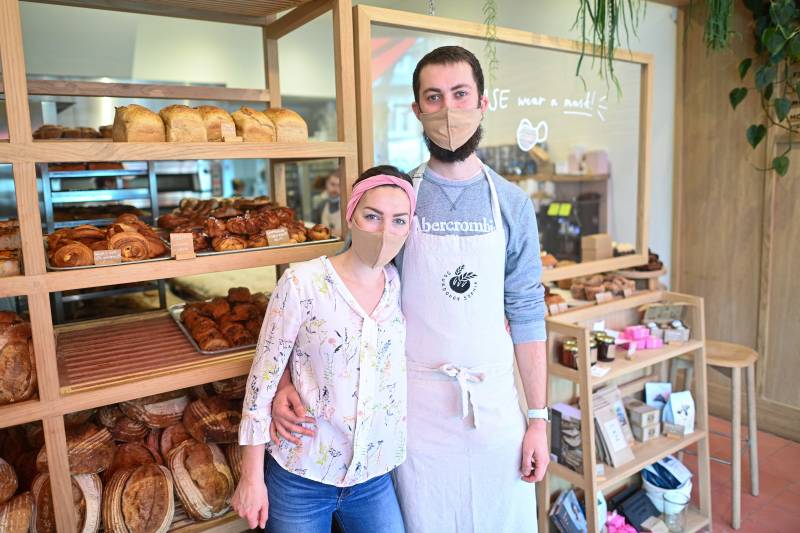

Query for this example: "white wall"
[17,0,676,275]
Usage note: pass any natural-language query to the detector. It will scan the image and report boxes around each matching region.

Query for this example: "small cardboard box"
[624,398,660,427]
[581,233,613,261]
[632,421,661,442]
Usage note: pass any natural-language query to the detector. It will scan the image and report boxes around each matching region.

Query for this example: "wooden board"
[56,314,253,393]
[24,0,311,25]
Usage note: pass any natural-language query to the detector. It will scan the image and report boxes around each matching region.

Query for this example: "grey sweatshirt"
[395,164,547,344]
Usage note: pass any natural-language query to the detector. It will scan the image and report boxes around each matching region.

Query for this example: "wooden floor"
[684,416,800,532]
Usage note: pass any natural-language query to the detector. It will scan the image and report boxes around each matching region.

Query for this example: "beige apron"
[395,162,537,532]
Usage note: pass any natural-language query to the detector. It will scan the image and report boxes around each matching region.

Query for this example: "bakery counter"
[0,140,356,164]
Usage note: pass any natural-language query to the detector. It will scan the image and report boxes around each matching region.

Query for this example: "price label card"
[170,233,196,260]
[93,249,122,265]
[266,228,291,246]
[547,203,560,216]
[558,203,572,217]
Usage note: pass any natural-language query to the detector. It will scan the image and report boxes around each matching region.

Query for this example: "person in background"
[232,165,415,533]
[270,45,549,533]
[317,169,342,237]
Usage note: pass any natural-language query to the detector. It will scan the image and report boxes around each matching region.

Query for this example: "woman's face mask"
[349,187,411,269]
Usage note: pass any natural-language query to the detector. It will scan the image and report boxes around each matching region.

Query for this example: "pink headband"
[345,174,416,223]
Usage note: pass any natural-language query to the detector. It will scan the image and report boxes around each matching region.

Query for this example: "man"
[315,169,342,237]
[271,46,549,532]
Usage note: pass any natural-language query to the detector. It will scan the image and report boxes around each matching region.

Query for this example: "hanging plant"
[483,0,499,87]
[728,0,800,176]
[703,0,736,50]
[572,0,646,91]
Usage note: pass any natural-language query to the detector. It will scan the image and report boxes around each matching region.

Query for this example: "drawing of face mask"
[516,118,549,151]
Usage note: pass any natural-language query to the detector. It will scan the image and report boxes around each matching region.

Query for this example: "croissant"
[261,211,281,230]
[107,232,148,262]
[198,334,230,352]
[52,241,93,267]
[144,236,167,258]
[157,213,188,230]
[115,213,141,225]
[68,225,105,241]
[204,218,227,238]
[88,240,109,252]
[244,214,263,235]
[246,235,268,248]
[308,224,331,241]
[211,235,247,252]
[275,207,295,223]
[106,223,140,238]
[210,206,242,219]
[225,216,248,235]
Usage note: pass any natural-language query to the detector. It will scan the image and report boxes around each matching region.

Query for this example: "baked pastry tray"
[169,303,258,356]
[44,237,171,271]
[55,312,253,393]
[195,236,341,257]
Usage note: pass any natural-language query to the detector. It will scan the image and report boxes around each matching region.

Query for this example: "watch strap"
[527,407,550,421]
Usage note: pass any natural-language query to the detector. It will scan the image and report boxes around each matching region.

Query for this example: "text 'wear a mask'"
[418,107,483,151]
[350,222,408,269]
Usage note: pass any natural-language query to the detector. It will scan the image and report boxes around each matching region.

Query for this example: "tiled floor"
[685,415,800,532]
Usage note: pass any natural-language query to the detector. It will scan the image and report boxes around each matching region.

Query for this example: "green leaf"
[773,155,790,176]
[755,65,777,91]
[764,83,774,101]
[730,87,748,109]
[770,1,797,26]
[788,35,800,60]
[738,58,753,79]
[775,97,792,121]
[746,124,767,148]
[763,28,786,54]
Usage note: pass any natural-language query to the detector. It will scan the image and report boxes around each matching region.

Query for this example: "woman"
[232,165,416,533]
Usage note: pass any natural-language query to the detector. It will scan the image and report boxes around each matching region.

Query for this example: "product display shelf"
[536,290,712,533]
[0,0,357,530]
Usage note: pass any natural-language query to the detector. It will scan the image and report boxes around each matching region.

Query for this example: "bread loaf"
[104,442,160,483]
[36,424,114,475]
[169,440,232,521]
[0,457,17,504]
[197,105,235,142]
[159,105,207,143]
[182,397,241,444]
[32,125,63,139]
[109,415,149,443]
[31,473,99,533]
[0,336,37,406]
[231,106,275,142]
[224,444,242,485]
[103,464,174,533]
[120,392,190,429]
[159,423,192,463]
[263,108,308,143]
[112,105,166,142]
[0,492,33,533]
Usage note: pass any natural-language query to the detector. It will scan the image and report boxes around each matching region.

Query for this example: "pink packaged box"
[645,337,664,349]
[624,326,649,340]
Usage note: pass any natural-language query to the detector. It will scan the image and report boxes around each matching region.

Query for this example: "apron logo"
[442,265,478,301]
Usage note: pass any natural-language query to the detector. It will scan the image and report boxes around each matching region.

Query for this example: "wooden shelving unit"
[537,290,712,532]
[0,1,357,532]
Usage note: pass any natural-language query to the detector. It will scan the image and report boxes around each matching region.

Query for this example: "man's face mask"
[418,107,483,152]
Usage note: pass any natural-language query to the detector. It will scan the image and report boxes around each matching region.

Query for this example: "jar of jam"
[560,338,579,369]
[597,334,616,362]
[589,336,598,366]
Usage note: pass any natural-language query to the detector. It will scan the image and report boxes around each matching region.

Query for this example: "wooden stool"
[670,341,759,530]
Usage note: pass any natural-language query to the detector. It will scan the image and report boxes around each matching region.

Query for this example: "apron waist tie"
[437,364,485,428]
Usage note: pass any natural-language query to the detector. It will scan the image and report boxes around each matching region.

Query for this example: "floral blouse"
[239,256,407,487]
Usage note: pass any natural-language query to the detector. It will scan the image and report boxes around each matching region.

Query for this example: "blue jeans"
[264,454,405,533]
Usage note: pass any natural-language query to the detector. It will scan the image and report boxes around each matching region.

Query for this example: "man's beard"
[424,125,483,163]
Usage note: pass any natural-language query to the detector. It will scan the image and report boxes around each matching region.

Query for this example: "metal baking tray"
[195,236,341,257]
[168,302,258,356]
[44,237,172,271]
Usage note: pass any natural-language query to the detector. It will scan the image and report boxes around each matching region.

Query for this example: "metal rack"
[39,161,166,322]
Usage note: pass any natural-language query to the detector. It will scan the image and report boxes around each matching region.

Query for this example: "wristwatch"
[527,407,550,422]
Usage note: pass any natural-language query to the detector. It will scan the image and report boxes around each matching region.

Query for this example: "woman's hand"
[270,380,316,446]
[232,476,269,529]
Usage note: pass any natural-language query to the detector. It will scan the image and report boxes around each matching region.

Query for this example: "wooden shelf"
[56,313,253,395]
[24,0,311,26]
[0,399,51,429]
[611,268,667,280]
[548,430,706,491]
[42,240,342,293]
[685,507,711,533]
[504,173,609,183]
[549,340,704,386]
[0,275,31,298]
[598,430,706,491]
[0,140,355,163]
[170,505,248,532]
